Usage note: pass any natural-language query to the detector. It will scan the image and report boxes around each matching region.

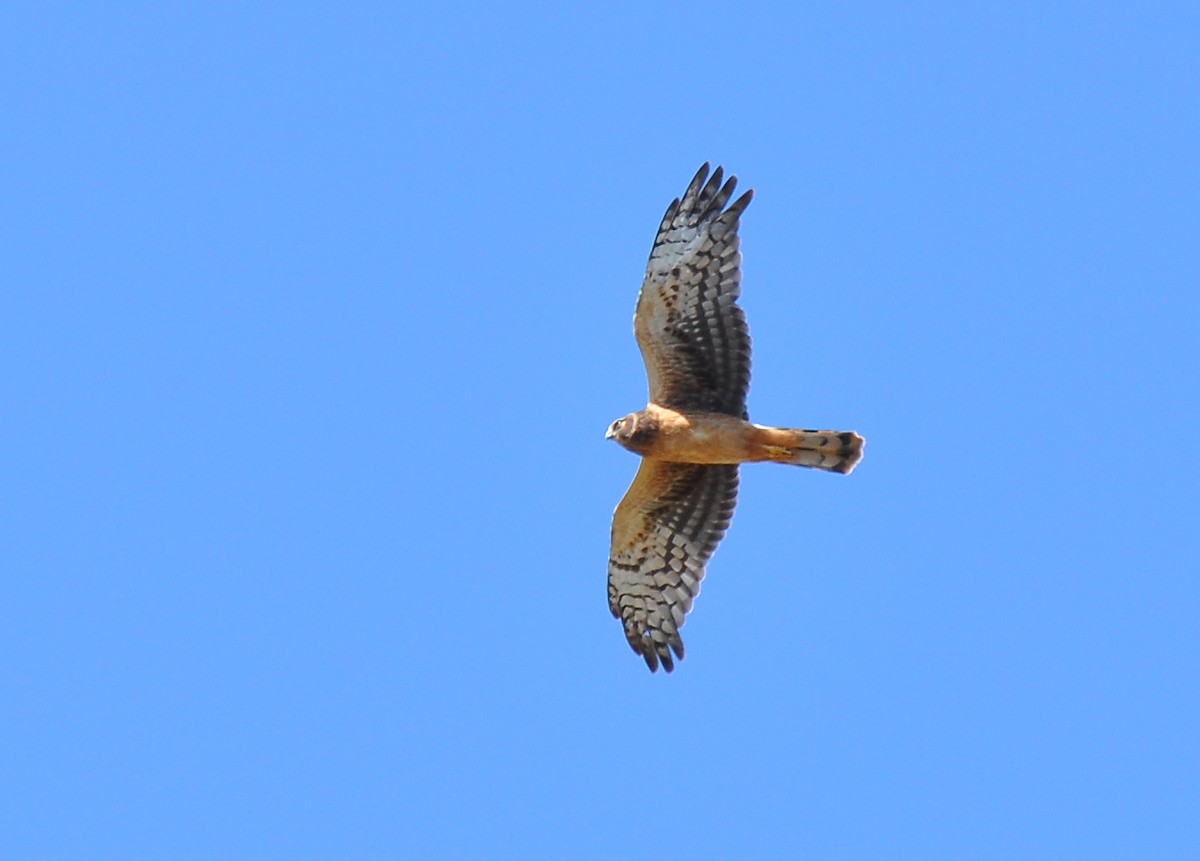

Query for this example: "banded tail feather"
[752,427,864,475]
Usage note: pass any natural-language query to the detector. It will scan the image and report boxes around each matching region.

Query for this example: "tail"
[752,426,865,475]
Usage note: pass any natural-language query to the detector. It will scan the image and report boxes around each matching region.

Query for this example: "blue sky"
[4,3,1197,858]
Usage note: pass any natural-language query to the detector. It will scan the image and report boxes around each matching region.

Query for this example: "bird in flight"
[606,163,864,672]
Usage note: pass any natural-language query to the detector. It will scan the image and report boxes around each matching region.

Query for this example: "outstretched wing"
[608,459,739,672]
[634,163,754,417]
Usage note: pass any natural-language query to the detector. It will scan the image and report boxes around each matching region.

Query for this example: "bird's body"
[608,404,862,470]
[606,163,864,672]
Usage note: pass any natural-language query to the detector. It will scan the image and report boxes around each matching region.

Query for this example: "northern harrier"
[606,164,864,672]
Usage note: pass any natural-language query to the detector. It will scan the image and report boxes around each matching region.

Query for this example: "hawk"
[606,163,864,672]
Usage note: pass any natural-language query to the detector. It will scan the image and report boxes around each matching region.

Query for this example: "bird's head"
[606,413,636,442]
[606,412,654,454]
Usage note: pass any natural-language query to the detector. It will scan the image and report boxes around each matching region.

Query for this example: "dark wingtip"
[634,638,680,674]
[730,188,754,216]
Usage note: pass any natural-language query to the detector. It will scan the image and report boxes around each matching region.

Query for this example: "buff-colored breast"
[639,405,754,464]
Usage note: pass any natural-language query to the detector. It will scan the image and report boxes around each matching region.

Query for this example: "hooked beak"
[605,425,616,440]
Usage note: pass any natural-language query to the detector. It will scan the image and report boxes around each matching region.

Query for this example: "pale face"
[605,413,639,445]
